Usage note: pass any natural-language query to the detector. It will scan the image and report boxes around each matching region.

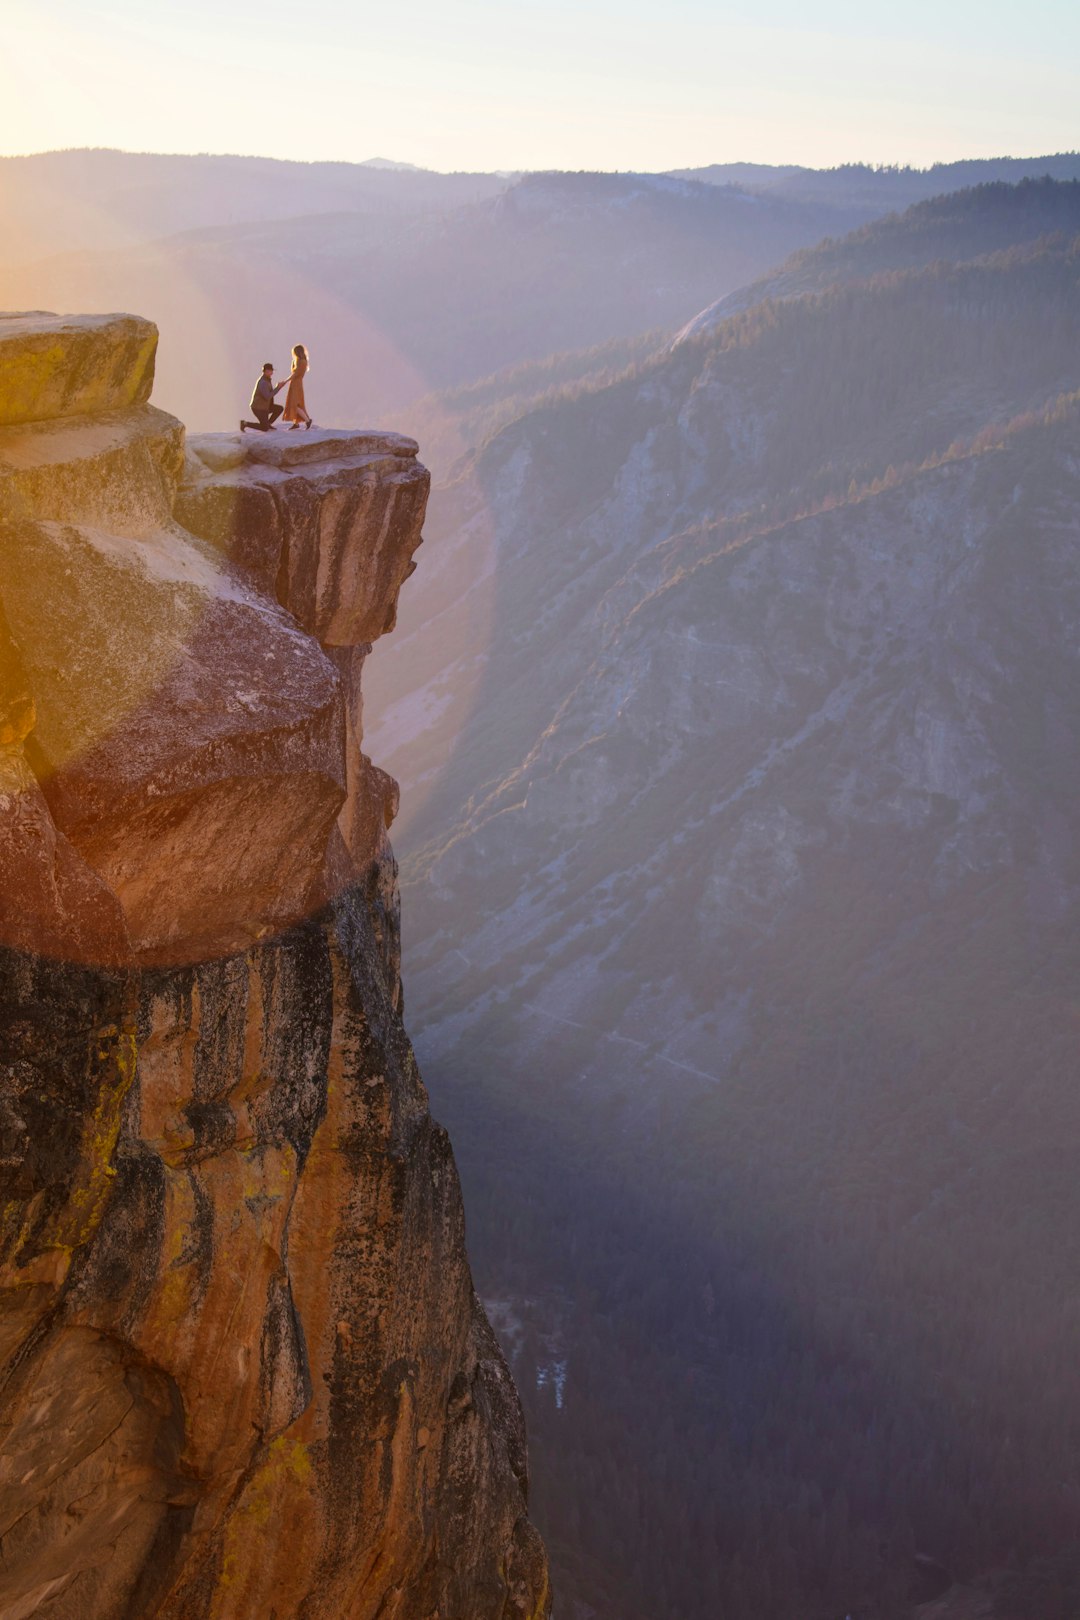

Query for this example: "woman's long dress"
[283,359,309,423]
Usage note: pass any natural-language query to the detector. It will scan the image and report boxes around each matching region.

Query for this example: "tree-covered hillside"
[677,176,1080,339]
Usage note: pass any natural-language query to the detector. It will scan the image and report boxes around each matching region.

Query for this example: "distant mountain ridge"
[667,151,1080,203]
[359,156,430,171]
[5,147,1074,267]
[2,146,1076,436]
[0,147,509,265]
[0,166,874,431]
[402,327,670,483]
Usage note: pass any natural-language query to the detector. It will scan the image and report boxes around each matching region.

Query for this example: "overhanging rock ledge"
[0,311,550,1620]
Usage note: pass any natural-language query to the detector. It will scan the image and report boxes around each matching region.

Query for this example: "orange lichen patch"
[208,1434,319,1619]
[148,1167,203,1328]
[66,1021,138,1225]
[286,958,351,1385]
[0,590,34,744]
[126,1139,299,1479]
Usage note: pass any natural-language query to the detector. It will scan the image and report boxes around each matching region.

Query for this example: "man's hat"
[263,362,274,370]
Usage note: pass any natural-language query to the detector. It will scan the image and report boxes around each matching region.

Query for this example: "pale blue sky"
[5,0,1079,171]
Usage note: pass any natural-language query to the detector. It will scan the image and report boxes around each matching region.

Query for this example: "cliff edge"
[0,312,550,1620]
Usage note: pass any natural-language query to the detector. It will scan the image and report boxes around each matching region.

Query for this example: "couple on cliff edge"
[241,344,312,432]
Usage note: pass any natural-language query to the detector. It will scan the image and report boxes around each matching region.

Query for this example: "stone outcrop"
[0,513,345,965]
[0,314,549,1620]
[177,429,428,645]
[0,313,157,428]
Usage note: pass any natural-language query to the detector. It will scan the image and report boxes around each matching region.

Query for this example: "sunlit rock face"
[177,429,428,646]
[0,513,345,964]
[0,312,157,428]
[0,313,549,1620]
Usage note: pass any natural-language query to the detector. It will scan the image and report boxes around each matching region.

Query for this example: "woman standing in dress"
[283,344,312,430]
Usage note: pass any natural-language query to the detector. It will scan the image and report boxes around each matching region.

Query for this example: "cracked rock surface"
[0,312,549,1620]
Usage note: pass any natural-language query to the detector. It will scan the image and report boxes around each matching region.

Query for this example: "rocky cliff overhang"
[0,311,157,427]
[179,428,428,644]
[0,312,548,1620]
[0,317,427,966]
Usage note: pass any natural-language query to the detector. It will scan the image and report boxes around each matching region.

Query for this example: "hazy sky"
[5,0,1078,171]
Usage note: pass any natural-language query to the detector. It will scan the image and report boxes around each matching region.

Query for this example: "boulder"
[0,405,185,533]
[0,313,157,427]
[0,518,345,963]
[0,598,128,963]
[0,747,130,965]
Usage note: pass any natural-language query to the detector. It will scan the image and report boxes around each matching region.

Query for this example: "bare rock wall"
[0,313,549,1620]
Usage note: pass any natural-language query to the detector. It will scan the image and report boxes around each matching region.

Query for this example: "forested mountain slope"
[362,186,1080,1619]
[401,328,670,482]
[677,176,1080,338]
[369,221,1080,842]
[398,179,1080,479]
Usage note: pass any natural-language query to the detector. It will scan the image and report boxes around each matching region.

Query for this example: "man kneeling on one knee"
[241,363,288,432]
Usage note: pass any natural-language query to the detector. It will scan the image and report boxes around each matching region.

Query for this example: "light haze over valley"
[5,0,1080,1614]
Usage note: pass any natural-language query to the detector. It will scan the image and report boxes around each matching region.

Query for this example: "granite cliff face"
[0,312,549,1620]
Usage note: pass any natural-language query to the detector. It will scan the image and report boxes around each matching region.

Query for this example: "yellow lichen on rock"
[0,1015,135,1274]
[0,313,157,426]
